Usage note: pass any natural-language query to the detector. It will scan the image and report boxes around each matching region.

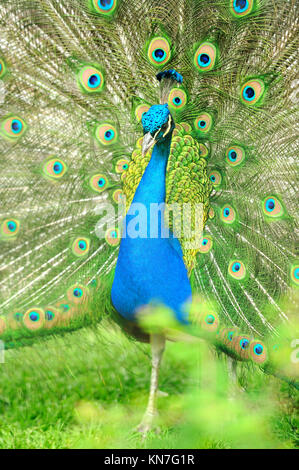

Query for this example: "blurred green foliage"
[0,318,297,449]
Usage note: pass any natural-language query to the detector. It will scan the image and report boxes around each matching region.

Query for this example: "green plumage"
[0,0,298,383]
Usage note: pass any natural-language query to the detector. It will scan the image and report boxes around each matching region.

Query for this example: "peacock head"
[141,103,175,155]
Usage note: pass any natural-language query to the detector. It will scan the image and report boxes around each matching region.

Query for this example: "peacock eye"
[0,58,7,78]
[205,314,215,325]
[209,170,222,187]
[228,260,246,280]
[221,204,236,224]
[1,218,20,238]
[240,79,265,105]
[115,158,129,174]
[112,189,123,204]
[45,310,54,321]
[67,284,88,304]
[226,146,245,166]
[43,158,68,180]
[230,0,255,17]
[89,174,108,193]
[262,196,284,218]
[24,308,45,330]
[72,237,90,257]
[95,123,118,146]
[91,0,117,15]
[290,265,299,286]
[250,340,267,363]
[240,338,250,349]
[147,37,171,66]
[77,65,104,93]
[135,104,150,122]
[199,236,213,253]
[0,116,27,140]
[168,88,187,110]
[195,113,213,133]
[194,42,217,72]
[105,228,120,246]
[254,344,263,355]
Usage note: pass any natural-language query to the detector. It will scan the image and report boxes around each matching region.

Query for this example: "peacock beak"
[142,132,157,156]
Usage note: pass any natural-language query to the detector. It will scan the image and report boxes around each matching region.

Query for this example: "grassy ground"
[0,320,297,449]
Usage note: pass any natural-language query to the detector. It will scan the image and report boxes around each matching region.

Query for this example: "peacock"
[0,0,298,434]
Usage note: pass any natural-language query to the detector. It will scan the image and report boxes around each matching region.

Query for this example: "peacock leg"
[137,333,166,435]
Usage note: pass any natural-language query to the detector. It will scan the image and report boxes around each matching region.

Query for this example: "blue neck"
[111,136,192,324]
[132,139,171,207]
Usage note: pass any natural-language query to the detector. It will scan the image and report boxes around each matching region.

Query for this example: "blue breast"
[111,141,192,324]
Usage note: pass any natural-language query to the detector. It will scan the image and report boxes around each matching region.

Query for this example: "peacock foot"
[136,412,160,436]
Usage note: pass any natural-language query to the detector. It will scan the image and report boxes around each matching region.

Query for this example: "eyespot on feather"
[1,218,20,239]
[226,146,245,166]
[67,284,89,305]
[43,158,68,180]
[208,207,215,219]
[77,65,104,93]
[112,189,124,204]
[168,88,187,110]
[0,116,27,140]
[44,307,60,329]
[8,311,24,329]
[91,0,117,15]
[219,327,240,348]
[147,37,171,67]
[199,236,213,253]
[194,42,217,72]
[23,308,45,331]
[0,58,7,78]
[209,170,222,187]
[249,340,268,364]
[89,174,108,193]
[290,264,299,287]
[105,228,120,246]
[228,260,246,280]
[199,143,209,158]
[135,104,150,122]
[115,158,129,174]
[194,113,213,133]
[262,196,284,218]
[230,0,255,18]
[232,334,251,360]
[220,205,236,224]
[0,317,6,335]
[72,237,90,257]
[95,123,118,146]
[240,79,265,106]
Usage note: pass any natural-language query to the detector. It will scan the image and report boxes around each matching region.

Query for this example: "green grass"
[0,320,297,449]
